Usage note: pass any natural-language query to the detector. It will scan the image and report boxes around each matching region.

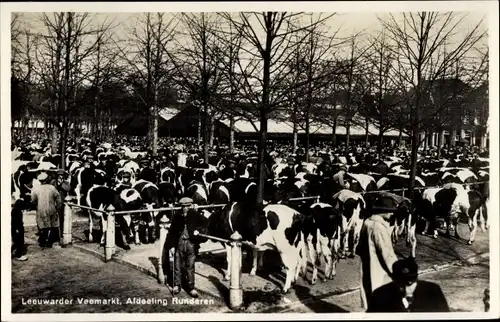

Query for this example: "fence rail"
[57,178,489,311]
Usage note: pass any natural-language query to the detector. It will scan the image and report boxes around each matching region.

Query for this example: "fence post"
[402,188,405,198]
[62,196,73,246]
[157,215,170,285]
[229,232,243,310]
[105,205,115,262]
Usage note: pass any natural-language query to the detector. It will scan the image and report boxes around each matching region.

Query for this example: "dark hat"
[392,258,418,284]
[56,169,67,175]
[179,197,193,206]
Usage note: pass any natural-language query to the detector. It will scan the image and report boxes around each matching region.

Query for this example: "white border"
[1,1,498,321]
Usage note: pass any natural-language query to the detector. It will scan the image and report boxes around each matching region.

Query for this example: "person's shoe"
[188,289,199,298]
[15,255,28,261]
[172,286,181,295]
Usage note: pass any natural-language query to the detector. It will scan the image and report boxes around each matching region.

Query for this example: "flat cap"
[179,197,193,206]
[56,169,67,175]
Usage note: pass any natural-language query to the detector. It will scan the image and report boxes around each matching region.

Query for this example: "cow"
[416,183,484,244]
[85,185,120,245]
[302,202,343,284]
[133,179,161,243]
[331,189,366,258]
[71,162,107,205]
[346,173,377,193]
[199,202,307,293]
[118,188,144,246]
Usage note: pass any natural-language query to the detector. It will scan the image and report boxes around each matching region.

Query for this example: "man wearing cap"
[31,172,63,248]
[163,197,207,298]
[356,208,399,310]
[367,258,450,312]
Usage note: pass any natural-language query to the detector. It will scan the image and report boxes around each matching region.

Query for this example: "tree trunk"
[256,110,268,204]
[51,126,58,154]
[345,121,351,150]
[398,126,403,146]
[378,130,384,159]
[423,131,428,150]
[437,129,444,158]
[59,125,67,170]
[202,103,209,163]
[305,113,310,162]
[196,106,201,145]
[408,126,419,199]
[332,119,337,146]
[229,116,235,153]
[209,116,215,148]
[451,129,457,147]
[292,120,298,154]
[364,118,370,146]
[149,104,159,156]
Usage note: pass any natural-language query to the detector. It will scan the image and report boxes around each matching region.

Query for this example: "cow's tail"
[299,232,309,277]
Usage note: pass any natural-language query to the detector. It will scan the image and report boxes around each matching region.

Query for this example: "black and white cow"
[85,185,119,245]
[346,173,377,193]
[200,202,307,293]
[302,202,343,284]
[417,183,485,244]
[72,166,107,205]
[331,189,366,258]
[133,179,161,243]
[118,188,144,246]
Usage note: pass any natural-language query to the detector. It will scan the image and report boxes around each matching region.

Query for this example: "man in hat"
[163,197,207,298]
[356,208,399,310]
[31,172,63,248]
[367,258,450,312]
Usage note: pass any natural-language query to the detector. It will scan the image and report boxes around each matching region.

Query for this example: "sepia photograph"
[1,1,498,320]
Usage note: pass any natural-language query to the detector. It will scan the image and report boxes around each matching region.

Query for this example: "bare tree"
[166,13,223,162]
[117,13,178,156]
[294,14,342,161]
[16,13,115,168]
[336,38,373,150]
[364,30,403,157]
[381,12,486,197]
[219,12,333,204]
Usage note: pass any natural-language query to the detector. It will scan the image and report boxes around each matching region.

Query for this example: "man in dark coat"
[367,258,450,312]
[12,198,28,261]
[163,197,207,297]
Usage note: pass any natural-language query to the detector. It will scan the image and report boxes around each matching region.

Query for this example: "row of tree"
[11,12,488,201]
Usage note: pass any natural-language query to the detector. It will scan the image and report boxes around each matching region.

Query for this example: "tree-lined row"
[11,12,488,201]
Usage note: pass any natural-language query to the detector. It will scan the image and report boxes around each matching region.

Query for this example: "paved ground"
[14,209,490,313]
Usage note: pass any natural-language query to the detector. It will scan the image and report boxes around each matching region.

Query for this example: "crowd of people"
[11,133,490,312]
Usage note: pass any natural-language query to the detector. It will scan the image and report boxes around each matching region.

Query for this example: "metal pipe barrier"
[194,231,243,310]
[112,203,227,215]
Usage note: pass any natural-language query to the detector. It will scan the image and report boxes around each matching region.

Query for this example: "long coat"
[31,184,62,230]
[356,214,398,310]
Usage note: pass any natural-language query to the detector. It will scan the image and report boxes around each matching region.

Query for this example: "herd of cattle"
[11,142,490,293]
